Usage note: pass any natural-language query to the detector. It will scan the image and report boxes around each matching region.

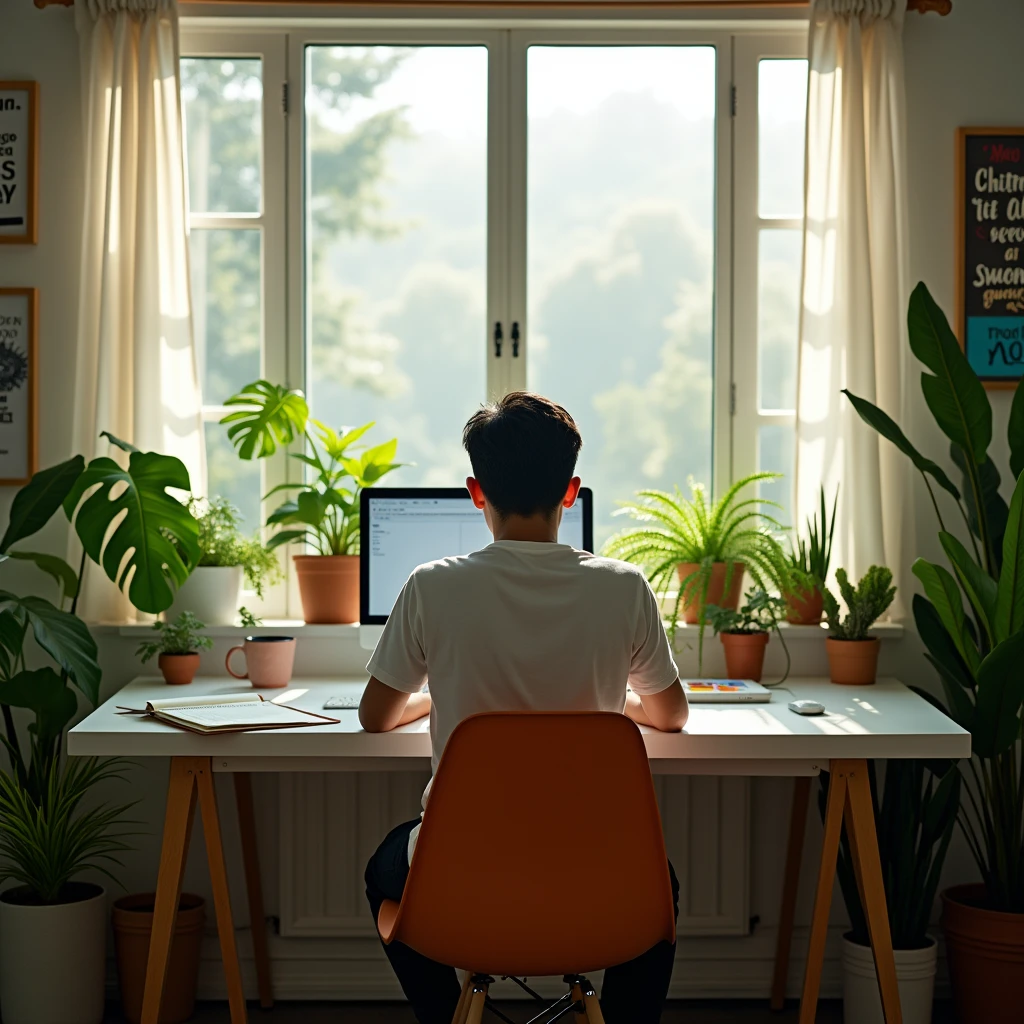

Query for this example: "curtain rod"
[34,0,953,13]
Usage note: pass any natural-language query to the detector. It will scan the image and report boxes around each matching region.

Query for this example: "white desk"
[70,676,969,1024]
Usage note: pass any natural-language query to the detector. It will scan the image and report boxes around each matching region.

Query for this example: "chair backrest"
[389,711,675,976]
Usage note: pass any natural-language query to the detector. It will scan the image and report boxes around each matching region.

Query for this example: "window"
[181,25,807,614]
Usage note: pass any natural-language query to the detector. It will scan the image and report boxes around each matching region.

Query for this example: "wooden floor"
[105,999,957,1022]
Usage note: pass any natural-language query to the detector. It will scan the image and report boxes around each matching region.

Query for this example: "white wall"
[0,0,1022,1003]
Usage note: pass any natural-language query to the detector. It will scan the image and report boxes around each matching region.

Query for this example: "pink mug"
[225,636,296,689]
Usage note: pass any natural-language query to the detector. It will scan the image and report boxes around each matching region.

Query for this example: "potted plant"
[785,485,838,625]
[603,473,791,669]
[821,758,960,1024]
[136,612,213,685]
[844,281,1024,1022]
[707,588,791,683]
[822,566,895,685]
[168,497,282,625]
[221,380,403,623]
[0,433,197,1024]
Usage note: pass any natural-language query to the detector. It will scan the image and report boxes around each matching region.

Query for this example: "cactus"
[823,566,896,640]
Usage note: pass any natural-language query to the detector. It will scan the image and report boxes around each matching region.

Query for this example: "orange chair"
[377,711,676,1024]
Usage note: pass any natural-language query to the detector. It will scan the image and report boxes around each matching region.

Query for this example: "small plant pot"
[826,637,880,685]
[294,554,360,624]
[841,933,937,1024]
[786,584,824,625]
[720,631,769,681]
[158,652,201,686]
[112,892,206,1024]
[677,561,745,624]
[942,884,1024,1024]
[0,882,107,1024]
[168,565,243,626]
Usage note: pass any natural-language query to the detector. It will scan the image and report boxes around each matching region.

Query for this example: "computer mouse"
[788,699,825,716]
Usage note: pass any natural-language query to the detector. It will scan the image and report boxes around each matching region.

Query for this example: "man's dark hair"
[462,392,582,518]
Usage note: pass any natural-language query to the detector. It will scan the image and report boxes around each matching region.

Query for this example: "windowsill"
[90,620,904,640]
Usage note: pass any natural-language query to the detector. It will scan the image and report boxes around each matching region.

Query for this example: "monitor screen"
[361,488,592,622]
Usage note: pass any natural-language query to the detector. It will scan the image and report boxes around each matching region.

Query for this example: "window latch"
[511,321,520,357]
[494,321,503,357]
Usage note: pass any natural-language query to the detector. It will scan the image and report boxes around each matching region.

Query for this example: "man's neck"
[491,513,560,543]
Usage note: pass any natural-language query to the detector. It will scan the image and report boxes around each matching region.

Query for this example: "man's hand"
[358,677,432,733]
[623,680,688,732]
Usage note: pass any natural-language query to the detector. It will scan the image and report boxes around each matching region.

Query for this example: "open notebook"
[116,694,340,734]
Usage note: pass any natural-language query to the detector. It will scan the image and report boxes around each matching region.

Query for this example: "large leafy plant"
[603,473,791,667]
[221,381,403,556]
[846,281,1024,912]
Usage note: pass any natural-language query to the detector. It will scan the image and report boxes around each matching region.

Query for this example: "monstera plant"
[844,281,1024,1019]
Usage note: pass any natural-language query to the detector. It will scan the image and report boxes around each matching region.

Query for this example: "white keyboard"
[322,695,362,710]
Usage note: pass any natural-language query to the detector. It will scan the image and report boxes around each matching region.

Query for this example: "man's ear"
[562,476,583,508]
[466,476,487,510]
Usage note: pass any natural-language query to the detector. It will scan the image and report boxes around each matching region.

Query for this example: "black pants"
[365,819,680,1024]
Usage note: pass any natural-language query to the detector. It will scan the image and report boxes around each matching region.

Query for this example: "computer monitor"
[359,487,594,639]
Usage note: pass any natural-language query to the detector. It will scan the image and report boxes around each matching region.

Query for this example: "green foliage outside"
[823,567,897,642]
[136,613,214,662]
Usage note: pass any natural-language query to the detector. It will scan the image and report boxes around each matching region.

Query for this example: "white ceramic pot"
[168,564,244,626]
[842,933,937,1024]
[0,882,107,1024]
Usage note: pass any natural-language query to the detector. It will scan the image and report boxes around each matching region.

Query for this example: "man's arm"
[358,677,432,733]
[624,680,688,732]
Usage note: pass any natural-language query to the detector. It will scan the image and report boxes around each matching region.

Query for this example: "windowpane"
[526,46,716,547]
[181,58,262,214]
[758,59,807,219]
[305,45,488,484]
[190,228,262,405]
[757,423,794,526]
[758,229,802,412]
[205,421,262,530]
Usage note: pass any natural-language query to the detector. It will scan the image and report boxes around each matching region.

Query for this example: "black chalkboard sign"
[957,127,1024,389]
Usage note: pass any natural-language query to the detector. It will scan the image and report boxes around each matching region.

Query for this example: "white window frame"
[732,32,808,514]
[181,19,808,618]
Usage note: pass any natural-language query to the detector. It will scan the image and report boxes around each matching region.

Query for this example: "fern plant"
[603,473,792,668]
[823,566,896,640]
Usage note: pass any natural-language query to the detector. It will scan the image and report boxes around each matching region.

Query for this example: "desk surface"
[68,676,970,770]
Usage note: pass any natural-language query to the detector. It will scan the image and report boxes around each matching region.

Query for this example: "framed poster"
[957,127,1024,389]
[0,289,37,485]
[0,82,38,245]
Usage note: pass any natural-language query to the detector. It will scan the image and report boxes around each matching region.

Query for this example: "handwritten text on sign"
[963,134,1024,379]
[0,88,32,238]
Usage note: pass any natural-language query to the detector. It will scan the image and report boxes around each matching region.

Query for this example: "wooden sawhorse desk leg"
[799,760,902,1024]
[234,772,274,1009]
[770,775,811,1010]
[141,757,248,1024]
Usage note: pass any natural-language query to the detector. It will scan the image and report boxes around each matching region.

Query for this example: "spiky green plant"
[603,473,792,669]
[823,566,897,641]
[788,485,838,587]
[0,756,137,903]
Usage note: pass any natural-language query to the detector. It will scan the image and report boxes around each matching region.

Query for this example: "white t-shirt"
[365,540,679,858]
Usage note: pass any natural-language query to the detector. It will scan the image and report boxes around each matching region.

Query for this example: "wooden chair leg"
[798,764,848,1024]
[464,978,489,1024]
[771,774,811,1011]
[580,985,606,1024]
[570,980,588,1022]
[141,757,199,1024]
[234,772,273,1009]
[196,762,248,1023]
[844,760,903,1024]
[450,973,472,1024]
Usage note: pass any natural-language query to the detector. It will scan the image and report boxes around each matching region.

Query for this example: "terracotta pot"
[826,638,880,685]
[942,884,1024,1024]
[720,631,769,682]
[786,584,824,625]
[676,561,745,624]
[157,653,200,686]
[112,893,205,1024]
[294,554,360,624]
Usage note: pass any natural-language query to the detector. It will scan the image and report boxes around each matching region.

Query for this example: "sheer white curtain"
[795,0,911,615]
[73,0,205,621]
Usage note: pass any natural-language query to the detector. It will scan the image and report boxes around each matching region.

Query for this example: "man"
[360,392,688,1024]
